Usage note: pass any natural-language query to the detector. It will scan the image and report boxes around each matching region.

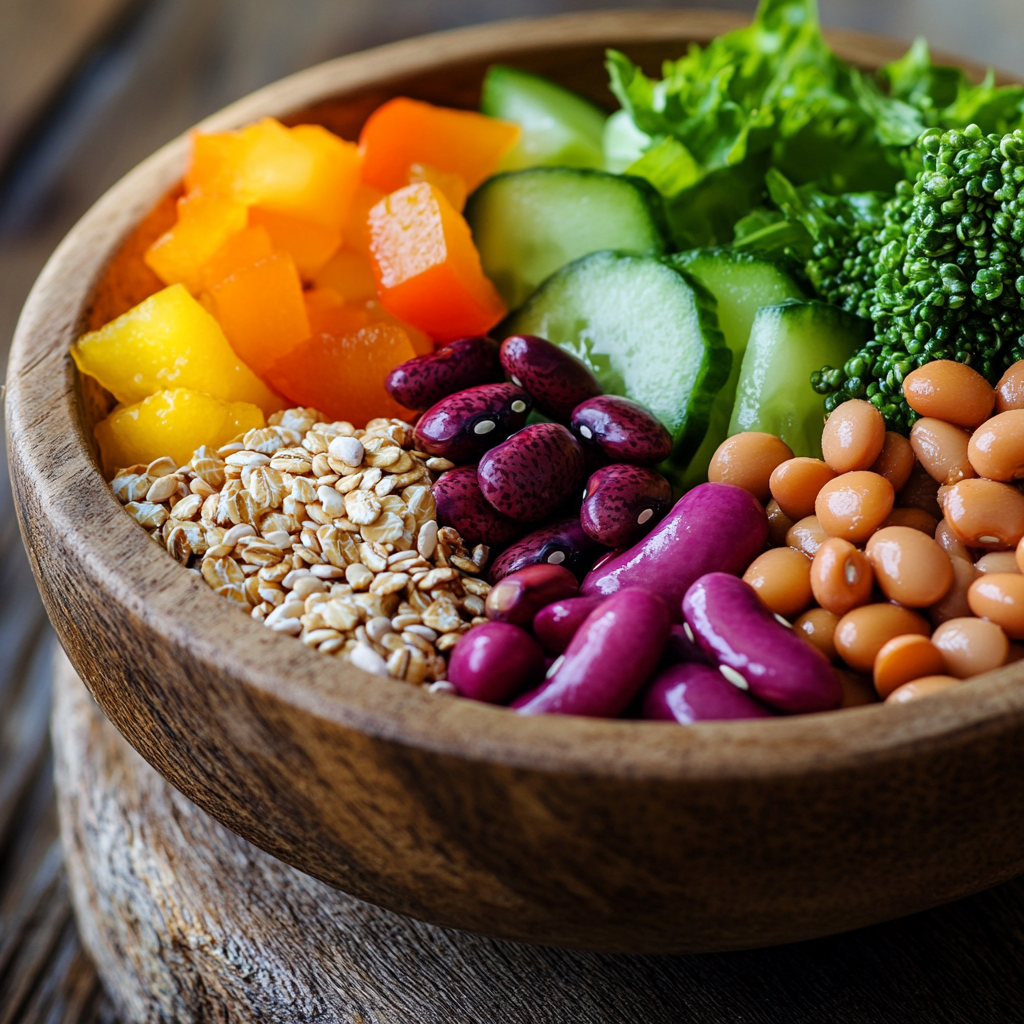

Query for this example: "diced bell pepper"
[248,206,341,278]
[343,183,384,255]
[312,247,378,303]
[199,225,274,292]
[407,162,467,212]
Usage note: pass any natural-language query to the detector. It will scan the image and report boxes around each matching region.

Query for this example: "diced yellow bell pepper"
[248,206,341,277]
[313,246,379,303]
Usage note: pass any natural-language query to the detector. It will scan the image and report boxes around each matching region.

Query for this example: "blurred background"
[0,0,1019,1020]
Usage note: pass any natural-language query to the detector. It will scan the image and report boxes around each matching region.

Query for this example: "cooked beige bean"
[873,634,947,699]
[896,463,942,518]
[975,552,1021,575]
[834,604,931,673]
[786,515,829,558]
[931,617,1009,678]
[870,432,916,492]
[935,519,974,562]
[885,676,960,704]
[810,538,873,616]
[837,669,880,707]
[995,360,1024,413]
[910,418,976,485]
[942,478,1024,550]
[815,471,894,544]
[968,573,1024,639]
[881,507,938,535]
[821,400,886,474]
[1019,534,1024,574]
[769,458,836,520]
[927,556,978,627]
[865,526,953,608]
[902,359,995,428]
[708,432,794,502]
[794,607,840,662]
[742,547,813,619]
[967,410,1024,481]
[766,498,795,548]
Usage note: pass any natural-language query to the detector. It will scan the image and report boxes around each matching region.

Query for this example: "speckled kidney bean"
[448,622,545,704]
[580,464,673,548]
[570,395,672,466]
[487,517,605,583]
[642,662,774,723]
[385,336,503,410]
[499,334,602,422]
[484,563,579,628]
[413,383,532,463]
[432,466,525,548]
[477,423,585,521]
[683,573,842,713]
[532,596,606,656]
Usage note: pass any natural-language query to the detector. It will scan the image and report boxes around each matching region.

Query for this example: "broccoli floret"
[808,123,1024,430]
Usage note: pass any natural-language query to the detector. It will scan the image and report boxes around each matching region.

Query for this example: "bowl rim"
[8,7,1024,786]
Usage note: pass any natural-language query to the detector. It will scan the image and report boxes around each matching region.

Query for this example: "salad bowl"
[8,10,1024,954]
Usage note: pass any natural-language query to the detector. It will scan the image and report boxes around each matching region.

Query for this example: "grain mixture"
[110,407,491,688]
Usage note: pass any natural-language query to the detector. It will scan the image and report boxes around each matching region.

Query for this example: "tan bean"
[815,471,894,544]
[935,519,973,562]
[809,538,873,616]
[880,507,938,535]
[902,359,995,428]
[742,547,813,619]
[885,676,960,704]
[873,634,947,698]
[821,400,886,474]
[708,432,794,502]
[968,573,1024,639]
[1019,534,1024,574]
[786,515,829,558]
[833,604,931,673]
[837,669,880,708]
[896,463,942,518]
[870,432,915,492]
[793,607,840,662]
[865,526,953,608]
[995,360,1024,413]
[931,617,1009,678]
[927,556,978,627]
[766,498,795,548]
[942,478,1024,550]
[974,552,1021,575]
[769,458,836,520]
[909,418,975,485]
[967,410,1024,481]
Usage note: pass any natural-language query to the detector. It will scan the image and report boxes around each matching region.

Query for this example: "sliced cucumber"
[666,249,805,488]
[467,168,668,309]
[481,65,607,171]
[728,300,870,459]
[501,251,730,463]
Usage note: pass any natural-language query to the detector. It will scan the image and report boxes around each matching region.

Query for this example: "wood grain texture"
[10,10,1024,953]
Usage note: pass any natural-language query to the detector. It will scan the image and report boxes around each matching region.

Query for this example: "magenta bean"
[413,383,531,463]
[682,573,842,714]
[484,563,579,627]
[571,395,672,465]
[477,423,585,521]
[432,466,525,548]
[532,596,606,656]
[385,336,503,410]
[499,334,602,422]
[581,482,768,621]
[514,588,671,717]
[580,464,673,548]
[643,663,774,723]
[487,517,605,583]
[448,622,544,704]
[663,623,714,667]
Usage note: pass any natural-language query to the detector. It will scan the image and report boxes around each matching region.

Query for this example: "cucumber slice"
[467,168,668,309]
[501,251,730,462]
[666,249,805,488]
[728,300,870,459]
[481,65,607,171]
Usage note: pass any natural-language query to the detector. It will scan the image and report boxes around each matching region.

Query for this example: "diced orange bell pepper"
[359,97,520,195]
[368,182,506,341]
[199,225,275,292]
[407,162,467,212]
[364,300,433,356]
[313,247,378,303]
[248,206,341,278]
[344,183,384,256]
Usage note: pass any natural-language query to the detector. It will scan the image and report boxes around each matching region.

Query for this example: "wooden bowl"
[8,10,1024,955]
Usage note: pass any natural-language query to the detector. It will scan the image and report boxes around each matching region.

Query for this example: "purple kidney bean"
[514,588,671,717]
[532,596,606,656]
[487,517,605,583]
[682,573,842,714]
[571,395,672,465]
[642,662,774,723]
[580,464,673,548]
[477,423,585,521]
[433,466,525,548]
[413,383,532,463]
[581,482,768,621]
[484,563,579,628]
[499,335,602,422]
[663,623,714,666]
[385,336,503,410]
[448,622,544,704]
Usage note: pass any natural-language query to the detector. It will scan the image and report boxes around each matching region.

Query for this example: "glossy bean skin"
[413,383,532,462]
[515,588,671,717]
[886,676,960,704]
[794,607,840,662]
[682,573,842,713]
[935,519,974,562]
[902,359,995,428]
[499,335,602,423]
[833,604,931,673]
[870,432,916,492]
[968,573,1024,639]
[881,507,938,535]
[708,432,793,502]
[766,499,795,547]
[487,517,605,583]
[815,471,895,544]
[663,622,715,666]
[975,552,1021,574]
[742,547,813,619]
[968,410,1024,481]
[477,423,585,521]
[580,464,673,548]
[931,617,1009,678]
[581,483,769,621]
[822,400,886,474]
[910,418,975,486]
[385,336,503,410]
[532,596,606,656]
[865,526,954,608]
[873,634,947,699]
[433,466,526,548]
[786,515,829,558]
[769,458,836,521]
[810,538,873,616]
[942,478,1024,550]
[448,622,545,704]
[996,360,1024,413]
[570,395,672,466]
[484,563,578,628]
[927,556,978,627]
[642,662,773,723]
